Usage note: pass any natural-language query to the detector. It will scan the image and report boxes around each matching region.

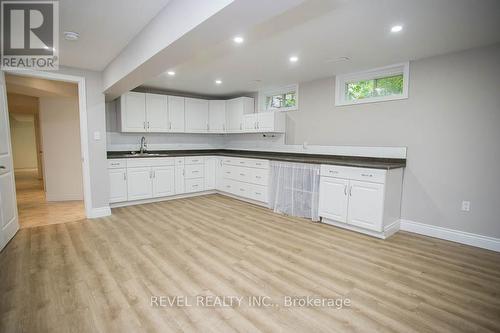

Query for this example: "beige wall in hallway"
[39,96,83,201]
[9,114,37,170]
[286,43,500,238]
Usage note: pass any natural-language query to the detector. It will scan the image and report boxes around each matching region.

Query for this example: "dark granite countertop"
[107,149,406,170]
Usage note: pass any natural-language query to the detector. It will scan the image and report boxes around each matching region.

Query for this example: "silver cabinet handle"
[255,176,261,179]
[0,165,6,169]
[240,188,245,192]
[349,185,353,196]
[124,173,127,181]
[192,170,199,173]
[344,184,347,195]
[147,122,150,129]
[169,121,172,130]
[329,170,339,174]
[255,192,261,195]
[182,169,185,176]
[143,121,146,130]
[149,170,153,178]
[361,173,373,177]
[240,173,245,176]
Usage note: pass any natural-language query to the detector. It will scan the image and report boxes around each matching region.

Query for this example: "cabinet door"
[318,177,349,223]
[121,92,146,132]
[347,180,385,232]
[226,98,243,132]
[185,98,209,132]
[175,165,185,194]
[243,114,257,132]
[167,96,185,132]
[152,166,175,198]
[145,94,168,132]
[215,158,224,191]
[204,157,217,190]
[208,100,226,132]
[257,112,274,131]
[108,168,127,203]
[127,167,153,201]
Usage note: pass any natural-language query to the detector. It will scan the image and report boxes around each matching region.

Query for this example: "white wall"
[39,96,83,201]
[9,114,37,170]
[286,43,500,238]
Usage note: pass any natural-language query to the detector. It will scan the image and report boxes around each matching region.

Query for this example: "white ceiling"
[141,0,500,97]
[59,0,171,70]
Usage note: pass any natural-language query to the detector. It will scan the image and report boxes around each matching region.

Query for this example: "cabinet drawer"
[248,159,269,169]
[185,178,204,193]
[127,157,174,167]
[185,156,204,165]
[175,157,185,166]
[108,159,127,169]
[250,184,268,203]
[185,164,204,179]
[320,165,386,184]
[249,168,268,186]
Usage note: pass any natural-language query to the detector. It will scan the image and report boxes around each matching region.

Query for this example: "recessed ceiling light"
[167,71,176,76]
[233,36,244,44]
[63,31,80,41]
[391,25,403,33]
[289,56,299,63]
[215,80,222,85]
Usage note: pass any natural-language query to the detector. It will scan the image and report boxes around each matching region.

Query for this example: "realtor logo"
[1,1,59,70]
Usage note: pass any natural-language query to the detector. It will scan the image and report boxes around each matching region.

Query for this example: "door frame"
[4,69,93,218]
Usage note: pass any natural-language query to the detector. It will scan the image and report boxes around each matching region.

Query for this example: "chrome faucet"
[139,136,147,154]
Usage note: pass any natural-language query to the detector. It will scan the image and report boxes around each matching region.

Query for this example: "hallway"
[15,169,85,228]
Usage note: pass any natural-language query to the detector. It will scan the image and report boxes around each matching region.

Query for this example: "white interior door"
[145,94,168,132]
[0,72,20,251]
[318,177,349,223]
[347,180,385,232]
[152,166,175,198]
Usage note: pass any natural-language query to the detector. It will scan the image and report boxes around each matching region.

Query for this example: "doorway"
[5,74,85,228]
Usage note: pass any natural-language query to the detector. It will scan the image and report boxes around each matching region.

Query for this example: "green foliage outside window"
[346,74,403,101]
[266,92,296,109]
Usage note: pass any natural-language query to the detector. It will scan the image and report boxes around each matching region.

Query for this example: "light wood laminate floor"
[15,169,85,229]
[1,194,499,332]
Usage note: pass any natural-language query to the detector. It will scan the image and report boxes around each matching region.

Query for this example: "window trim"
[259,84,299,112]
[335,62,409,106]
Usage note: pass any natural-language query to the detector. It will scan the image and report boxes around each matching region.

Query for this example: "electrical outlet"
[461,201,471,212]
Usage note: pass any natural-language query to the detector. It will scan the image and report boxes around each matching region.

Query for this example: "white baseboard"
[87,206,111,219]
[400,219,500,252]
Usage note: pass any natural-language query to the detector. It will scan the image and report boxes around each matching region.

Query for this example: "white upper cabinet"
[243,112,286,133]
[117,93,267,134]
[145,93,169,132]
[208,100,226,132]
[257,112,285,132]
[243,114,258,132]
[119,92,147,132]
[185,98,209,132]
[226,97,254,132]
[167,96,185,132]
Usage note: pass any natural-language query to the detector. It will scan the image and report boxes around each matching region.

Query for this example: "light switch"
[93,131,101,140]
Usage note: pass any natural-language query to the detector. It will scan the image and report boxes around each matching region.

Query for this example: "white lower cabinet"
[204,157,217,190]
[127,167,153,201]
[152,166,175,197]
[318,177,349,223]
[221,157,269,204]
[108,168,128,203]
[318,164,403,238]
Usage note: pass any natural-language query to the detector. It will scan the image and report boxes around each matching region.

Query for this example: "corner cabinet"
[185,98,209,132]
[226,97,254,132]
[318,165,403,239]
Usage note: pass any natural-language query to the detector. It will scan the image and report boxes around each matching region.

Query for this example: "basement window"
[335,62,409,106]
[260,84,299,111]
